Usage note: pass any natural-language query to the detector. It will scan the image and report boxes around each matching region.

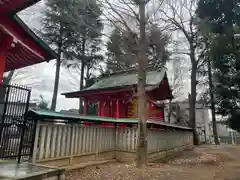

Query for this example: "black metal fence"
[0,84,35,162]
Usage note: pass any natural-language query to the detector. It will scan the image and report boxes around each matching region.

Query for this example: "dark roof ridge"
[101,65,167,78]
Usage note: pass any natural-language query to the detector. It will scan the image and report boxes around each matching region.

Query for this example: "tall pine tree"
[65,0,103,112]
[40,0,77,111]
[106,28,136,72]
[197,0,240,131]
[105,25,170,73]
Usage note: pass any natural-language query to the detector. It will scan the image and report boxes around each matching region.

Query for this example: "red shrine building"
[63,68,172,121]
[0,0,55,84]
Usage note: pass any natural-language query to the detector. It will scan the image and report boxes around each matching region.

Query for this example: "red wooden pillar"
[84,98,88,115]
[98,100,102,116]
[0,35,13,84]
[148,101,154,118]
[115,100,120,118]
[102,101,106,116]
[106,100,110,117]
[0,56,6,84]
[105,100,109,117]
[110,100,114,117]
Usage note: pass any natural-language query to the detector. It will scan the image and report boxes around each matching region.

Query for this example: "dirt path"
[66,145,240,180]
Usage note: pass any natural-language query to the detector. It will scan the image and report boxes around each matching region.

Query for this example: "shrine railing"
[31,119,192,166]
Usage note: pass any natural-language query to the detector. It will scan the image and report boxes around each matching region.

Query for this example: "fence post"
[113,123,117,159]
[95,127,99,160]
[31,120,40,164]
[69,125,75,165]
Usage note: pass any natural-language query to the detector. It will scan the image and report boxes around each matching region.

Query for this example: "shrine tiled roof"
[62,67,169,97]
[87,68,167,91]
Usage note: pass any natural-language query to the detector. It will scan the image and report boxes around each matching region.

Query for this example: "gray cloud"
[15,1,192,111]
[16,4,80,111]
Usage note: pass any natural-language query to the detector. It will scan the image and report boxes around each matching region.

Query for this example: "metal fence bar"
[17,88,31,163]
[0,84,34,161]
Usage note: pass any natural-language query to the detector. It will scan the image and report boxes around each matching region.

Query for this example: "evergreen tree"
[65,0,103,112]
[105,25,170,73]
[106,28,136,72]
[148,25,170,68]
[197,0,240,131]
[37,95,49,110]
[40,0,77,111]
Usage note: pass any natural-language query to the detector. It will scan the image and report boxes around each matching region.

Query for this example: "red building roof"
[0,0,56,72]
[0,0,40,14]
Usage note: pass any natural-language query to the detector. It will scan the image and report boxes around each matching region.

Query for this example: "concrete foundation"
[36,151,115,168]
[35,144,192,169]
[0,163,65,180]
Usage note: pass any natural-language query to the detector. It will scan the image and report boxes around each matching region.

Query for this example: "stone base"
[34,145,193,170]
[0,162,65,180]
[36,151,115,168]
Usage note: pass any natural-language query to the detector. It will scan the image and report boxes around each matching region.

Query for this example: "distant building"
[209,121,238,137]
[164,100,210,142]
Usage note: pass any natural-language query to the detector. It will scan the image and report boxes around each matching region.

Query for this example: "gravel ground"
[66,145,240,180]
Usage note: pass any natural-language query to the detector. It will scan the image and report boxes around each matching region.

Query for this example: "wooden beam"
[116,100,120,118]
[0,16,47,59]
[0,34,13,84]
[0,56,6,84]
[97,101,101,116]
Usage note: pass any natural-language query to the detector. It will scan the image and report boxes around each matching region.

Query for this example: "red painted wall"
[96,99,164,121]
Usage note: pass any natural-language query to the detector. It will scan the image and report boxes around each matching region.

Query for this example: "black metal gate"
[0,84,35,162]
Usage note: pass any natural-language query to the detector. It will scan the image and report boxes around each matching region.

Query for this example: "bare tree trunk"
[79,62,85,113]
[79,39,86,113]
[207,57,220,145]
[176,102,180,123]
[136,0,148,168]
[168,99,172,123]
[188,93,192,125]
[51,49,61,111]
[190,57,199,145]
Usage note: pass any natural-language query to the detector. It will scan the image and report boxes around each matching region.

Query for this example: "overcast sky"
[11,1,192,111]
[13,2,78,111]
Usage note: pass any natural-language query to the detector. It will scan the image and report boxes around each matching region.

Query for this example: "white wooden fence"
[33,123,115,163]
[32,121,192,165]
[148,129,192,153]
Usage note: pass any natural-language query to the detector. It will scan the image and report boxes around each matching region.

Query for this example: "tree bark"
[207,57,220,145]
[168,99,172,123]
[176,102,180,123]
[136,0,148,168]
[79,39,86,113]
[50,48,61,111]
[79,62,85,113]
[190,55,199,145]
